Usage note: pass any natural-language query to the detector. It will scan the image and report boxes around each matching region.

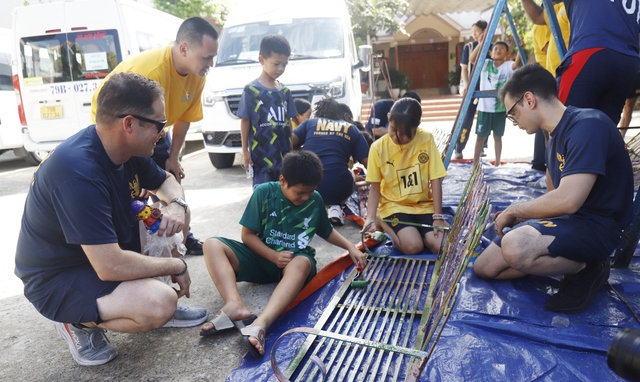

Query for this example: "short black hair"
[176,17,219,46]
[389,98,422,140]
[472,20,488,31]
[500,63,558,104]
[280,150,323,187]
[96,72,164,126]
[294,98,311,115]
[260,34,291,58]
[338,103,354,122]
[401,90,421,103]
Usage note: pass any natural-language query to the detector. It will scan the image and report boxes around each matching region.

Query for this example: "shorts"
[492,214,621,262]
[475,111,506,137]
[215,237,317,285]
[316,170,355,205]
[627,70,640,99]
[252,171,280,190]
[557,47,640,125]
[383,212,434,237]
[23,264,121,325]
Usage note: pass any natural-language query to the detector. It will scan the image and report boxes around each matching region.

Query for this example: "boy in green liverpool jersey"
[199,150,366,357]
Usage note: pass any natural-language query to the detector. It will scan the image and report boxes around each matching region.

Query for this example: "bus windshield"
[19,29,121,84]
[216,18,344,66]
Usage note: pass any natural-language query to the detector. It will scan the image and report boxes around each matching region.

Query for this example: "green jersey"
[240,182,333,256]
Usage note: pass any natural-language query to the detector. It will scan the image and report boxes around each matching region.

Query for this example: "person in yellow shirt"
[532,24,550,68]
[522,1,570,76]
[364,98,448,255]
[90,17,219,327]
[92,17,218,182]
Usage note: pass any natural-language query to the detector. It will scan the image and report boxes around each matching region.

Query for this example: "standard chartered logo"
[297,232,310,248]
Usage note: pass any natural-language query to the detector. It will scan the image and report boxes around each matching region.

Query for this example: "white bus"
[12,0,188,164]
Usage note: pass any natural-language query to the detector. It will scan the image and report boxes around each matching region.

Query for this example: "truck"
[11,0,194,165]
[201,0,370,169]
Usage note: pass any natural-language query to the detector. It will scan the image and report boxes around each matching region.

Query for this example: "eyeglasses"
[506,94,525,123]
[118,114,167,133]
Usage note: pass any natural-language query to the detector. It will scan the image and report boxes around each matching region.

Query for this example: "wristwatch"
[170,197,188,213]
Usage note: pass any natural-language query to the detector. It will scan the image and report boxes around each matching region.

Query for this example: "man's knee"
[140,285,177,330]
[500,227,544,272]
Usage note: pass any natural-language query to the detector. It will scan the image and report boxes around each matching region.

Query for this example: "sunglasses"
[118,114,167,133]
[506,94,525,124]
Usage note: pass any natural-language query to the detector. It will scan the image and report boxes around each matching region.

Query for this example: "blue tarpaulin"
[227,162,640,381]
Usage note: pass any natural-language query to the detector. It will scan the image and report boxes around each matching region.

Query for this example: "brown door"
[399,43,449,88]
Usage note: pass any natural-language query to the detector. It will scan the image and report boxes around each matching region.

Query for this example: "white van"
[12,0,188,164]
[201,0,370,169]
[0,27,25,160]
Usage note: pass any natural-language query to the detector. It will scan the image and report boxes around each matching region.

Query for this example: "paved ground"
[0,112,637,381]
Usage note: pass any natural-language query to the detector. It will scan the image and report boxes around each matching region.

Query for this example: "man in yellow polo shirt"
[91,16,219,328]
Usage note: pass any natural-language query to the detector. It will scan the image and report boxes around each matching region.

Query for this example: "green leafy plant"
[445,69,461,87]
[388,68,412,90]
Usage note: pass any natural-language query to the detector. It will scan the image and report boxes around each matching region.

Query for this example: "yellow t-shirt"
[544,2,571,76]
[91,45,205,126]
[366,128,447,218]
[532,24,550,68]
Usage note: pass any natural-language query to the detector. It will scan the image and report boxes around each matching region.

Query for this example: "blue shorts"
[316,170,354,205]
[384,212,435,237]
[215,237,317,285]
[493,215,621,262]
[557,48,640,125]
[23,264,120,325]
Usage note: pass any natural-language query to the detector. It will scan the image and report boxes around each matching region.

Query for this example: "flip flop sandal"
[199,311,257,337]
[240,325,265,358]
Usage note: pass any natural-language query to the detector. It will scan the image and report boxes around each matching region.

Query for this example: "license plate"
[41,105,63,119]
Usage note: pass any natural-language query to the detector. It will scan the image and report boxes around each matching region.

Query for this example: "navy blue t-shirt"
[547,106,633,230]
[364,99,394,139]
[564,0,640,57]
[15,126,166,286]
[237,79,297,174]
[294,117,369,174]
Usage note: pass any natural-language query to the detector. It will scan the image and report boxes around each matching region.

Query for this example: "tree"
[153,0,229,25]
[347,0,407,47]
[498,0,533,60]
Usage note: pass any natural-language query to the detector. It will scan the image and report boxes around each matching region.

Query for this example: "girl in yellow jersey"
[364,98,448,254]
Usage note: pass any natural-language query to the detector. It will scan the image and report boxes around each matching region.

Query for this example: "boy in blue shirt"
[238,34,298,189]
[199,151,366,357]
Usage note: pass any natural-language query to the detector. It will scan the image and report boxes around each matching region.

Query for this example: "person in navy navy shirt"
[474,64,634,314]
[293,98,370,225]
[15,73,196,366]
[522,0,640,125]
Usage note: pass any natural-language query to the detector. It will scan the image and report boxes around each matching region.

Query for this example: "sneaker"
[327,205,345,226]
[453,151,463,160]
[481,149,487,157]
[545,258,610,314]
[185,238,203,256]
[54,322,118,366]
[163,305,208,328]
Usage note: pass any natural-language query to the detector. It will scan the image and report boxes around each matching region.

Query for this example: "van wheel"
[24,150,49,166]
[208,153,235,169]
